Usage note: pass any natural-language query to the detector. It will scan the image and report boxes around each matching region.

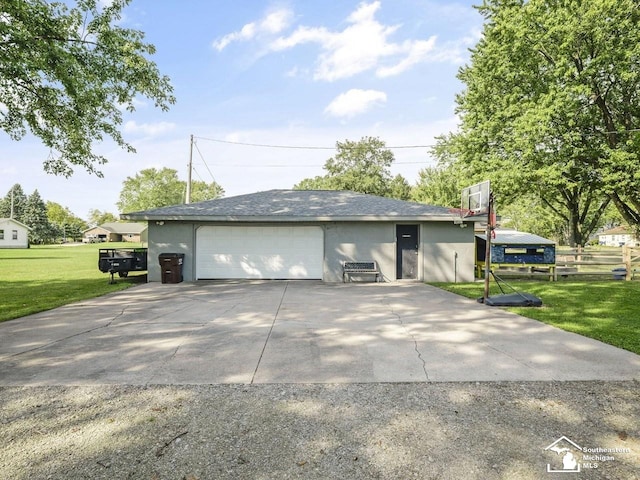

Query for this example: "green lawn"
[0,243,146,322]
[432,280,640,355]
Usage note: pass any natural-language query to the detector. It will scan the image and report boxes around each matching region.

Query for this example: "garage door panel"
[196,226,323,279]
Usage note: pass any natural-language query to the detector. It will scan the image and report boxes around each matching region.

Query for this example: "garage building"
[121,189,477,283]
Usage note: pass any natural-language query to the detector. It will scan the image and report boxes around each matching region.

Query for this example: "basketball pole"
[483,191,494,302]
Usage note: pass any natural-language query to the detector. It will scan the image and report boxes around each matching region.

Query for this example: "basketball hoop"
[461,180,491,217]
[461,180,493,301]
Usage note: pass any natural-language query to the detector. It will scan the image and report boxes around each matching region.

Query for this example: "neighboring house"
[121,189,478,283]
[0,218,31,249]
[83,222,147,243]
[598,226,639,247]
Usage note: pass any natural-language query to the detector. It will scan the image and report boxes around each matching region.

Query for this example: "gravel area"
[1,381,638,479]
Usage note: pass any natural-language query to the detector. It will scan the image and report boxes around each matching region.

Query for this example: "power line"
[192,139,218,184]
[191,165,205,182]
[194,126,640,153]
[203,161,428,168]
[193,135,436,150]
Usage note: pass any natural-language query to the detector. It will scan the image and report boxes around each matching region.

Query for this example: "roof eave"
[121,214,470,223]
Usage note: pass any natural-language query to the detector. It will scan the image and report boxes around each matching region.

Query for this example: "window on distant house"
[0,230,4,240]
[12,230,18,240]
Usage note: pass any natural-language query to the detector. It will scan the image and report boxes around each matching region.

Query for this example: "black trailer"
[99,248,148,283]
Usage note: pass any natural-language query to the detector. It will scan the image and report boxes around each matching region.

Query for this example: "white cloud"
[213,1,465,80]
[212,7,293,51]
[267,1,447,81]
[324,89,387,118]
[376,37,437,77]
[123,121,176,136]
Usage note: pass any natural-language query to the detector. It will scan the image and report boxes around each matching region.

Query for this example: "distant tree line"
[0,185,88,244]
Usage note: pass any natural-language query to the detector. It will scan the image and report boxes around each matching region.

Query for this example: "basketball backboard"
[461,180,490,217]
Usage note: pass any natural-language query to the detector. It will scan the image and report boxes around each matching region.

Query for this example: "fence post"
[623,245,632,281]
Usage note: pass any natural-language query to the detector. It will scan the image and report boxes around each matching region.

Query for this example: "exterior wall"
[122,233,143,242]
[148,221,195,281]
[598,233,638,247]
[324,223,396,282]
[146,220,476,283]
[421,222,475,282]
[83,226,109,242]
[84,226,147,243]
[0,219,29,248]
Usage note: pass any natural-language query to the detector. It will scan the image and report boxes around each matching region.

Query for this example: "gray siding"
[421,222,475,282]
[147,220,475,283]
[148,222,195,282]
[324,223,395,282]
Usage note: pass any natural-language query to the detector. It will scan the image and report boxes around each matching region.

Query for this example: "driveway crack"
[384,301,430,382]
[250,282,288,384]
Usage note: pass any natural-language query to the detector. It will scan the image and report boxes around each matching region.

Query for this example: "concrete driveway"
[0,281,638,385]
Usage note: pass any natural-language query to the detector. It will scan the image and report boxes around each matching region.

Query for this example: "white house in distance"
[0,218,31,248]
[598,226,639,247]
[82,222,148,243]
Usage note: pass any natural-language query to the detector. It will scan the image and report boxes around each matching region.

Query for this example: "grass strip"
[431,280,640,355]
[0,243,146,322]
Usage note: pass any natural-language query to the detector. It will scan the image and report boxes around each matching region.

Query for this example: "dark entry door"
[396,225,419,279]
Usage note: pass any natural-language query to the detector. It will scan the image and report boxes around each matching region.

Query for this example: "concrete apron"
[0,281,638,386]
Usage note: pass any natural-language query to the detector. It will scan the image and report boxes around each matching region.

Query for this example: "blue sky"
[0,0,482,219]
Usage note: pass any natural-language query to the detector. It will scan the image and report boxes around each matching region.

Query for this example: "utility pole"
[186,134,193,204]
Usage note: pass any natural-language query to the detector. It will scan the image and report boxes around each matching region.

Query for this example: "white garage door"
[196,226,324,279]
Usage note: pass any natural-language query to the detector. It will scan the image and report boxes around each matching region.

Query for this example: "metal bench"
[342,261,380,282]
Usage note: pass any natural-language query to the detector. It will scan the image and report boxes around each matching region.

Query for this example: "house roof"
[83,222,147,234]
[0,218,32,230]
[599,226,635,236]
[476,229,555,245]
[121,190,465,222]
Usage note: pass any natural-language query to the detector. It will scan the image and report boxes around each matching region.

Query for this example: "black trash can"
[612,267,627,280]
[159,253,185,284]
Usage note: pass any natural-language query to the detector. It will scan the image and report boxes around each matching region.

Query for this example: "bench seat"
[342,261,380,282]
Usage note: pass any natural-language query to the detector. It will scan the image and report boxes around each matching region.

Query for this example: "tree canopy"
[435,0,640,244]
[0,0,175,176]
[294,136,410,199]
[117,167,224,213]
[0,184,26,219]
[87,208,118,226]
[2,185,88,242]
[47,201,88,240]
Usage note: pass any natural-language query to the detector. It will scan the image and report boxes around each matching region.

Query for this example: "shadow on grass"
[432,280,640,355]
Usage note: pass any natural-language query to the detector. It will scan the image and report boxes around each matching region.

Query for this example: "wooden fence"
[552,246,640,280]
[489,246,640,281]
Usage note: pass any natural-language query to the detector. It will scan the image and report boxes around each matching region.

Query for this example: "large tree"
[437,0,640,245]
[87,208,118,226]
[117,167,224,213]
[294,136,410,199]
[0,0,175,176]
[47,201,87,241]
[22,190,55,243]
[411,158,469,209]
[191,180,225,203]
[0,184,27,219]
